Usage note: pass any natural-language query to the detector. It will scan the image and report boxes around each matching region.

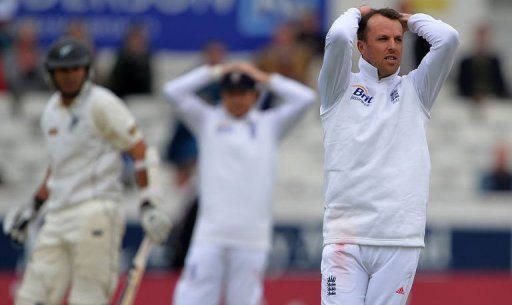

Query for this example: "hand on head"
[399,13,411,32]
[359,5,372,16]
[359,6,410,33]
[222,61,270,84]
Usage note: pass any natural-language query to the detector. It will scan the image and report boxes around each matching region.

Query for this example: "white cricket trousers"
[321,244,421,305]
[15,199,124,305]
[173,242,268,305]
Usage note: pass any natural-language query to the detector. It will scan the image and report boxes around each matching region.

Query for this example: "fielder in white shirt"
[164,62,315,305]
[3,37,172,305]
[318,6,459,305]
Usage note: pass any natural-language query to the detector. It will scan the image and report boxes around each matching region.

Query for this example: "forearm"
[34,167,51,210]
[126,140,149,189]
[268,74,316,109]
[163,65,221,106]
[408,13,459,55]
[268,74,316,139]
[327,8,361,45]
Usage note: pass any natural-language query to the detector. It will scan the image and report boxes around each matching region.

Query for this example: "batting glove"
[3,198,43,245]
[139,200,172,244]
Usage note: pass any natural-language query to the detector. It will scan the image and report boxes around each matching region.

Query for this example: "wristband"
[134,160,147,171]
[139,187,159,204]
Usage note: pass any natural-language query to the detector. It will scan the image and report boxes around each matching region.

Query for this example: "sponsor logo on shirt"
[350,85,373,106]
[390,86,400,104]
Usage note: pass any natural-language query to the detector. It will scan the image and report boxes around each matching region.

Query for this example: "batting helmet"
[44,37,92,72]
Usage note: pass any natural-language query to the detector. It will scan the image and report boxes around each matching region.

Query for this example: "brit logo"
[326,275,336,296]
[350,85,373,106]
[390,86,400,104]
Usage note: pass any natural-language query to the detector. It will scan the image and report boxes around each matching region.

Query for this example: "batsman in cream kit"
[318,6,459,305]
[3,37,172,305]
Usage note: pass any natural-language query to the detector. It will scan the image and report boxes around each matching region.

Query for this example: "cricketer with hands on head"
[319,5,459,305]
[164,61,315,305]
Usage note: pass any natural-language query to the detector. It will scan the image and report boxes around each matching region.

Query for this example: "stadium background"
[0,0,511,303]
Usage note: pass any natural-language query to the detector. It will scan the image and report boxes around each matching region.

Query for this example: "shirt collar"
[358,58,400,83]
[59,81,92,108]
[221,106,258,121]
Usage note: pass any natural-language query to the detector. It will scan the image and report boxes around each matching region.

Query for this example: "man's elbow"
[444,26,460,50]
[326,27,352,49]
[304,88,317,106]
[163,82,180,101]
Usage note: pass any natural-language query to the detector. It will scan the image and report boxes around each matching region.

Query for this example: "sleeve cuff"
[266,73,283,91]
[348,7,362,20]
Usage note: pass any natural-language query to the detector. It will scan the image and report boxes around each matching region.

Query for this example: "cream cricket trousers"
[173,242,268,305]
[16,199,124,305]
[321,244,421,305]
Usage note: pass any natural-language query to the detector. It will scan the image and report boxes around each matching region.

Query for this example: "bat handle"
[133,237,152,268]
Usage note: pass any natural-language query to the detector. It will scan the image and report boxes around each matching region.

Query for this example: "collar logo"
[350,85,373,106]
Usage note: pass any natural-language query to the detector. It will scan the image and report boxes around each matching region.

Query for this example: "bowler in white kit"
[164,61,315,305]
[3,37,172,305]
[318,6,459,305]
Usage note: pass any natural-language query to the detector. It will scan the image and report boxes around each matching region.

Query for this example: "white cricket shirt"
[41,82,142,211]
[164,66,315,250]
[319,9,459,247]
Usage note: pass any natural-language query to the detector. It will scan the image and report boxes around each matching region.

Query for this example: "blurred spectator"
[2,21,46,116]
[256,23,313,84]
[65,20,105,83]
[457,24,510,104]
[0,0,16,53]
[166,41,227,269]
[481,143,512,192]
[196,41,225,103]
[108,23,153,98]
[203,41,226,67]
[296,11,325,56]
[66,20,94,52]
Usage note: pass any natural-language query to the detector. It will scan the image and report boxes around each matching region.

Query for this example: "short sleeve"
[91,96,143,151]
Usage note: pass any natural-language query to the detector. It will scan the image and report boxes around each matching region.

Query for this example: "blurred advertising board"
[15,0,325,51]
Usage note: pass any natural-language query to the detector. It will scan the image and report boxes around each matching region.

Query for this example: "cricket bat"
[116,236,153,305]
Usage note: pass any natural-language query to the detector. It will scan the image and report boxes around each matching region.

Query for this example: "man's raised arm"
[163,66,220,135]
[407,13,460,116]
[318,7,365,113]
